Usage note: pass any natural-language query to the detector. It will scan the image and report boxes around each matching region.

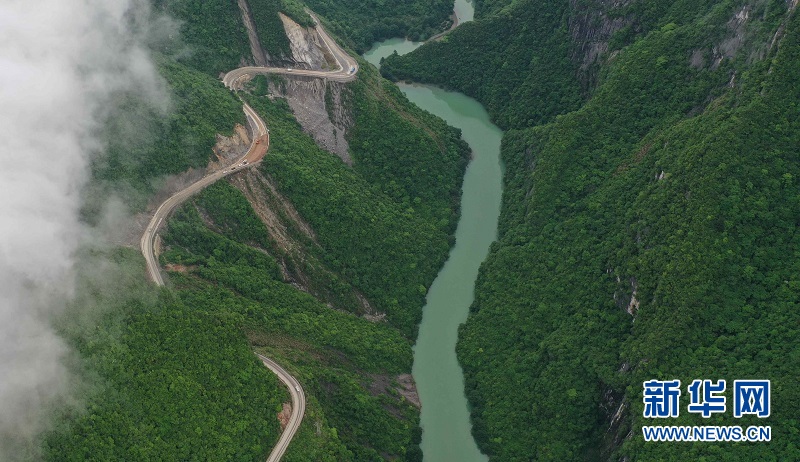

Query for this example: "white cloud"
[0,0,166,457]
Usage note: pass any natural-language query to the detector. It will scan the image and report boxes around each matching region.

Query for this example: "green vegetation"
[244,91,466,336]
[194,181,277,250]
[154,0,252,74]
[64,0,800,458]
[302,0,454,52]
[398,1,800,460]
[146,59,469,455]
[59,0,470,458]
[347,64,469,234]
[43,250,286,461]
[381,0,583,129]
[247,0,294,60]
[612,0,788,44]
[278,0,314,27]
[250,336,422,462]
[198,174,371,314]
[159,184,422,459]
[471,0,515,18]
[164,201,413,372]
[90,59,244,214]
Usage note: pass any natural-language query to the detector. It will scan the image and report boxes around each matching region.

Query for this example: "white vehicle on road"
[295,386,301,392]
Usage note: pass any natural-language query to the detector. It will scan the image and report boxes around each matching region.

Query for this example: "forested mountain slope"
[46,1,467,460]
[382,0,583,129]
[385,0,800,460]
[157,0,453,74]
[301,0,454,51]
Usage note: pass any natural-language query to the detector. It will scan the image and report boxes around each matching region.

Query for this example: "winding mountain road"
[139,102,268,286]
[258,354,307,462]
[139,11,358,462]
[223,12,359,90]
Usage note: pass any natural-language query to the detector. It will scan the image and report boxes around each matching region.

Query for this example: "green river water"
[364,3,502,459]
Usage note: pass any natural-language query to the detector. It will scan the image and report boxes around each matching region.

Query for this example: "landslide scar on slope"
[227,168,383,320]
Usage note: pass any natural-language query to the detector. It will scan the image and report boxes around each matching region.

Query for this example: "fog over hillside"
[0,0,165,458]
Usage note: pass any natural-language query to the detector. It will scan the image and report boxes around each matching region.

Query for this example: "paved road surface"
[257,354,307,462]
[142,12,353,287]
[139,11,358,462]
[223,12,359,90]
[139,102,268,286]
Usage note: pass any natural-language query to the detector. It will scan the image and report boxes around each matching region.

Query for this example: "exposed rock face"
[395,374,421,408]
[237,0,269,66]
[274,77,353,164]
[369,373,421,409]
[277,402,292,430]
[723,4,752,60]
[212,123,250,166]
[568,0,632,86]
[599,387,629,461]
[571,0,778,85]
[261,13,353,163]
[279,13,333,70]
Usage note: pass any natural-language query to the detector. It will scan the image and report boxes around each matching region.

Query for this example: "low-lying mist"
[0,0,167,458]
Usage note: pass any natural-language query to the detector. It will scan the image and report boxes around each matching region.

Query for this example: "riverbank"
[363,4,501,456]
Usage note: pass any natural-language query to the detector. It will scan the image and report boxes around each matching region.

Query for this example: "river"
[363,2,502,460]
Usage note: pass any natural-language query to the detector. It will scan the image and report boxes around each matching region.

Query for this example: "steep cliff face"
[234,6,354,163]
[576,0,792,71]
[384,0,791,127]
[568,0,631,88]
[237,0,269,66]
[273,78,353,164]
[278,13,334,70]
[270,13,353,162]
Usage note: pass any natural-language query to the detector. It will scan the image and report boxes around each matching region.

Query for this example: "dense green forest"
[471,0,514,18]
[154,0,253,74]
[43,249,287,461]
[382,0,800,460]
[302,0,454,52]
[246,0,295,61]
[244,88,466,336]
[163,63,467,454]
[162,199,423,459]
[87,59,244,214]
[381,0,583,129]
[347,65,469,229]
[154,0,455,75]
[54,0,469,459]
[48,0,800,459]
